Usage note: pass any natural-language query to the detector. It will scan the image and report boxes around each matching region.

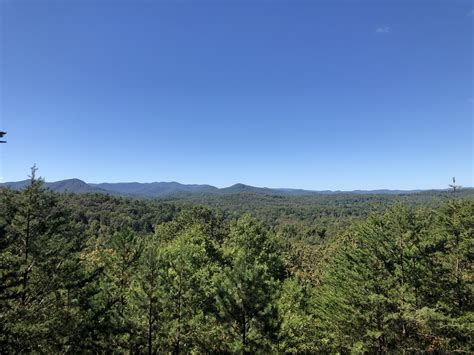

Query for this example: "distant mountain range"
[0,178,454,198]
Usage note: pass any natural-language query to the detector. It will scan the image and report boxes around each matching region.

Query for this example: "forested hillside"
[4,178,472,199]
[0,169,472,353]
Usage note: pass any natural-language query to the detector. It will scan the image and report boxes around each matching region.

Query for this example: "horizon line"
[1,177,471,192]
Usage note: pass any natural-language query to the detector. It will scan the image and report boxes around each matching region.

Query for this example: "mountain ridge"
[0,178,463,198]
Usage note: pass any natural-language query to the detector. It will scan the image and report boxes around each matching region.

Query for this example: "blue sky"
[1,0,472,190]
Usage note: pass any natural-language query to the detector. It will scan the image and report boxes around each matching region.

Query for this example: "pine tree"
[313,204,431,352]
[213,215,284,353]
[134,236,163,355]
[153,224,219,353]
[422,198,474,350]
[276,277,319,352]
[0,166,72,352]
[104,228,143,351]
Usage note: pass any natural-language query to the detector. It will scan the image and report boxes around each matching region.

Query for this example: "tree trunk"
[21,209,31,306]
[148,296,153,355]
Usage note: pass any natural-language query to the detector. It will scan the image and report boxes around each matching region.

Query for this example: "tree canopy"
[0,169,472,352]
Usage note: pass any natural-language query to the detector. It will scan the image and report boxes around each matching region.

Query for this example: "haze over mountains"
[0,178,453,198]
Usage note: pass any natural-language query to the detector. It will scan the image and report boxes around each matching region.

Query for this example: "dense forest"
[0,168,472,353]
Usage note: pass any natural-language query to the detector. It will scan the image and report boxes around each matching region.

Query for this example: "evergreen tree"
[0,166,72,352]
[213,215,284,353]
[103,228,143,351]
[313,201,474,352]
[154,224,220,353]
[419,199,474,351]
[276,277,318,352]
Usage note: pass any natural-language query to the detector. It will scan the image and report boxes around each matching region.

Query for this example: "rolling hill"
[1,178,466,198]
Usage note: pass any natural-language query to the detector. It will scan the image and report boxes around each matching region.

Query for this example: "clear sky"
[1,0,472,190]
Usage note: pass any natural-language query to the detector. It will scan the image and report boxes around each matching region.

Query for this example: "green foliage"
[213,215,283,352]
[0,166,74,352]
[313,202,473,352]
[276,277,319,352]
[153,225,219,353]
[0,169,472,352]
